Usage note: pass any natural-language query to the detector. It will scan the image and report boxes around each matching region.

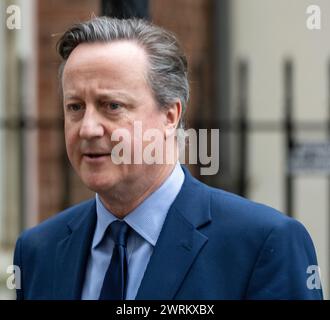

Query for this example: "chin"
[81,175,117,193]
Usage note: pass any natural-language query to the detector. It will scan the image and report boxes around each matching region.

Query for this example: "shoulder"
[178,171,322,299]
[210,185,295,226]
[192,177,308,242]
[17,198,95,246]
[180,166,305,237]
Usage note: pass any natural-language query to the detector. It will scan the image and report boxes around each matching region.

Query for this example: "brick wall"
[37,0,99,221]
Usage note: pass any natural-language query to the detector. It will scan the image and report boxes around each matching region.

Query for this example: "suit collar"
[136,165,212,299]
[173,165,212,228]
[53,200,97,299]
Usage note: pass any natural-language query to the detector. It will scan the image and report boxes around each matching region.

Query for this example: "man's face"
[62,41,173,195]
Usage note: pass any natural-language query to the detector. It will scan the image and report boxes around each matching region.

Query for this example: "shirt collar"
[92,195,118,249]
[93,162,184,248]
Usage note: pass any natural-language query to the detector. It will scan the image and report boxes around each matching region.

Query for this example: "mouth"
[82,153,112,162]
[84,153,111,158]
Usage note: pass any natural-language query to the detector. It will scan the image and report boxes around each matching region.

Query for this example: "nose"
[79,107,105,139]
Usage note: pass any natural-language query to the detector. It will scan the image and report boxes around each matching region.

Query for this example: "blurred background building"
[0,0,329,299]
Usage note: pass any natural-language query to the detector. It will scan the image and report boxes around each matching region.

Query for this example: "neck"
[99,163,176,218]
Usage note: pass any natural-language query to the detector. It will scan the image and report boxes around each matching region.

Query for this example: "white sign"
[289,142,330,174]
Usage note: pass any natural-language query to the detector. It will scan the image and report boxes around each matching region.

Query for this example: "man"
[14,17,322,300]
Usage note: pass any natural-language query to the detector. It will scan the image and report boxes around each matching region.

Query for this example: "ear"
[164,100,182,138]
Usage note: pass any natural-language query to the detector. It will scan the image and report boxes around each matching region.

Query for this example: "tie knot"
[110,220,129,247]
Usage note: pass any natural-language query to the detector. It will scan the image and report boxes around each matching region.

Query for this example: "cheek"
[140,110,165,130]
[64,128,78,157]
[146,117,166,135]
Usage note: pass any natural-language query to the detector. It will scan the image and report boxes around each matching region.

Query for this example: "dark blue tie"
[99,220,129,300]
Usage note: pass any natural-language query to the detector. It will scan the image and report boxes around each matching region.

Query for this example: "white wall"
[230,0,329,298]
[0,0,37,300]
[0,0,7,247]
[18,0,38,229]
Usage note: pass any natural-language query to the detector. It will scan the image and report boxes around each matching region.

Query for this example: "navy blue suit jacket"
[14,166,323,299]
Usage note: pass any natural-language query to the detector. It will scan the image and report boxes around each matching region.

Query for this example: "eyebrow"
[63,90,135,102]
[63,94,81,101]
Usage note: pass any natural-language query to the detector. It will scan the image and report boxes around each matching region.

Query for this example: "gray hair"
[57,16,189,129]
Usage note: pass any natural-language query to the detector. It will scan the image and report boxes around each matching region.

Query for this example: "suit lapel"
[136,166,211,299]
[53,201,96,299]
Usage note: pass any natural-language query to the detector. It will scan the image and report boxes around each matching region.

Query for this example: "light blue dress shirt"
[81,163,185,300]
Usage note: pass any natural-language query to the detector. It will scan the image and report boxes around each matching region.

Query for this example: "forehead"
[62,41,149,90]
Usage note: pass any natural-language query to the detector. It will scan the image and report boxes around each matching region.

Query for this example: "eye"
[66,103,83,112]
[103,101,122,111]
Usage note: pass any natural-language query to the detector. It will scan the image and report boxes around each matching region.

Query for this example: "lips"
[84,153,111,158]
[82,152,112,164]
